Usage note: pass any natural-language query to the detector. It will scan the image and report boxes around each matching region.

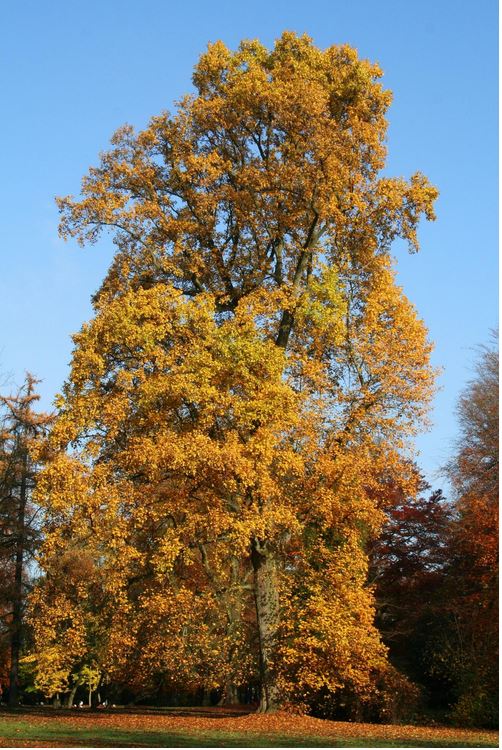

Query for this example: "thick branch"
[275,213,321,349]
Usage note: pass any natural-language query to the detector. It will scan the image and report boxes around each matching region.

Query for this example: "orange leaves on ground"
[0,708,498,747]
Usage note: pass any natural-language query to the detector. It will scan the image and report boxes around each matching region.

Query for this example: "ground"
[0,706,497,747]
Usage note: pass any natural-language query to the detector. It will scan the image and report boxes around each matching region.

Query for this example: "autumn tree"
[438,336,498,727]
[32,33,438,712]
[0,375,52,705]
[447,336,498,503]
[368,338,498,727]
[368,477,454,712]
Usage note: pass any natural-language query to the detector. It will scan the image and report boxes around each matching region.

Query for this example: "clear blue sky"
[1,0,497,493]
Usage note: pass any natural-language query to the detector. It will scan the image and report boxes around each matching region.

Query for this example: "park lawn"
[0,708,498,748]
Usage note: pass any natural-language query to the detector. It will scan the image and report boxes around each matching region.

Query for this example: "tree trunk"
[226,683,239,705]
[8,448,28,707]
[251,540,281,712]
[218,578,241,708]
[217,682,239,706]
[65,685,78,708]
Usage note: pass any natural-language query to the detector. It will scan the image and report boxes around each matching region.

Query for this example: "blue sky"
[1,0,497,493]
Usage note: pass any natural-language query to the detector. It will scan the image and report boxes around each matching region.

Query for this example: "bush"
[450,689,498,729]
[367,665,422,724]
[306,666,421,724]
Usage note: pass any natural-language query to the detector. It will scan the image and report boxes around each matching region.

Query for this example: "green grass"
[0,718,497,748]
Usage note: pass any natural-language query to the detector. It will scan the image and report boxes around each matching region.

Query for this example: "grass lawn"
[0,707,498,748]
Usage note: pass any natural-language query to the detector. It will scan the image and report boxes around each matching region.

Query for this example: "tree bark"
[225,683,239,705]
[251,540,281,712]
[65,685,78,708]
[217,682,239,706]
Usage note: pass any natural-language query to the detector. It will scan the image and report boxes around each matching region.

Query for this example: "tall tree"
[447,335,498,504]
[440,336,498,726]
[33,33,437,712]
[0,375,51,705]
[368,338,498,726]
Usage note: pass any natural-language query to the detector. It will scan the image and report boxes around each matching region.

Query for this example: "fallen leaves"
[0,707,498,747]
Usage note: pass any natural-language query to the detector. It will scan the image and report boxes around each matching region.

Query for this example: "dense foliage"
[26,33,438,713]
[0,33,495,728]
[0,376,51,705]
[440,340,498,727]
[368,339,498,727]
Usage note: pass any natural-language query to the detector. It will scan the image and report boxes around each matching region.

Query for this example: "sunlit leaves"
[30,32,438,709]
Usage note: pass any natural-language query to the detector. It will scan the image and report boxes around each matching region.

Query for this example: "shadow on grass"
[0,724,498,748]
[0,714,497,748]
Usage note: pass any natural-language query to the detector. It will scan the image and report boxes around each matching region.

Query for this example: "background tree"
[33,32,437,712]
[439,336,498,727]
[368,479,453,711]
[447,335,498,504]
[369,336,498,728]
[0,375,52,705]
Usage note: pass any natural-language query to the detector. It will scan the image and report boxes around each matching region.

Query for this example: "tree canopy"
[28,33,438,714]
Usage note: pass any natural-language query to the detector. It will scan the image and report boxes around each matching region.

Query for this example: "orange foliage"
[29,33,437,710]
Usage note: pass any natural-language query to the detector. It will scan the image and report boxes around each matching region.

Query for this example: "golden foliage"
[29,32,437,708]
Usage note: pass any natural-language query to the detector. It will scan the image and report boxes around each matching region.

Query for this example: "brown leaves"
[0,708,498,747]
